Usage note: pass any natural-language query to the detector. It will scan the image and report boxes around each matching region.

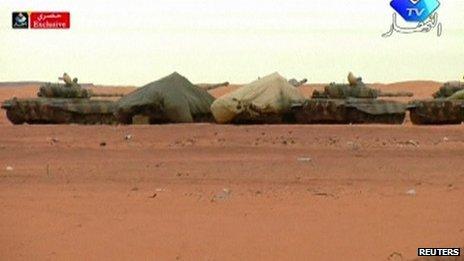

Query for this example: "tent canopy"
[117,72,215,123]
[211,72,305,123]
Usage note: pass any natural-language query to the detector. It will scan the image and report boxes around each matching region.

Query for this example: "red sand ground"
[0,82,463,260]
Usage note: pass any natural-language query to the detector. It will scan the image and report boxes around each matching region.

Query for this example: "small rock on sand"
[406,189,416,196]
[212,188,231,201]
[297,157,312,162]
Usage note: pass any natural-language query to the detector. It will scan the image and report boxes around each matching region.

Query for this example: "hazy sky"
[1,0,463,85]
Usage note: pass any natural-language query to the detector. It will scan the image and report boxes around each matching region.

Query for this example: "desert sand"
[0,81,463,260]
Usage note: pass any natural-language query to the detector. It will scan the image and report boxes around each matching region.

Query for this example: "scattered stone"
[347,141,361,151]
[328,137,339,145]
[212,188,232,202]
[6,166,13,171]
[131,187,139,191]
[149,193,157,198]
[405,140,419,147]
[387,252,403,261]
[297,157,312,162]
[99,142,107,147]
[307,188,337,198]
[154,163,162,168]
[443,137,449,142]
[46,164,51,177]
[406,189,416,196]
[47,137,59,144]
[313,192,334,197]
[125,134,132,140]
[447,184,454,191]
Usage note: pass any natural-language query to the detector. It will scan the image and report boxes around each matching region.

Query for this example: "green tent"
[116,72,215,124]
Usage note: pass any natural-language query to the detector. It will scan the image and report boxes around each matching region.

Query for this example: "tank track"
[345,109,405,124]
[5,107,118,125]
[292,103,405,124]
[408,100,464,125]
[409,108,463,125]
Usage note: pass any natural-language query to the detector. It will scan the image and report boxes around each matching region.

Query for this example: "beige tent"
[211,72,305,123]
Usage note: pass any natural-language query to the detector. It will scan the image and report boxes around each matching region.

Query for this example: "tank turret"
[37,82,124,98]
[432,81,464,98]
[312,79,413,99]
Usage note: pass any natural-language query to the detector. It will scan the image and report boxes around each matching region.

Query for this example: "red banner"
[30,12,70,29]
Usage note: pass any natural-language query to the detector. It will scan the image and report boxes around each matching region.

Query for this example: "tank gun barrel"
[376,90,414,97]
[90,92,125,98]
[288,78,308,87]
[197,82,230,91]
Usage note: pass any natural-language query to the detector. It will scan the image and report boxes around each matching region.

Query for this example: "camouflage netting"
[210,72,305,123]
[116,72,215,123]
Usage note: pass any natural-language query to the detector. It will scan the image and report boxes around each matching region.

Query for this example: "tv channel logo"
[12,12,29,29]
[390,0,440,22]
[382,0,442,37]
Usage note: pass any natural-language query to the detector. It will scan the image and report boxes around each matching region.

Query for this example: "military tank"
[1,75,122,125]
[291,73,411,124]
[408,81,464,125]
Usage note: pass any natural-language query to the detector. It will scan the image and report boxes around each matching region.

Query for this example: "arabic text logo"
[30,12,70,29]
[382,0,442,37]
